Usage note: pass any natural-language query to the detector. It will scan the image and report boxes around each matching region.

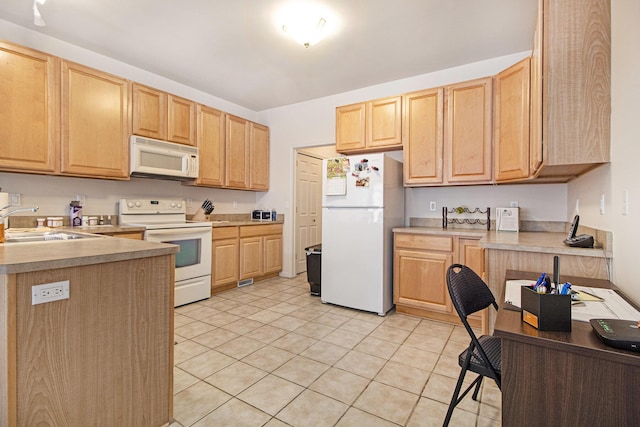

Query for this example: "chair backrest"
[446,263,497,320]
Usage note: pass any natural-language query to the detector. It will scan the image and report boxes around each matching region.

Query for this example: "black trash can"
[305,244,322,296]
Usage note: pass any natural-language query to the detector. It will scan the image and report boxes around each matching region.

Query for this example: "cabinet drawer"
[394,234,453,252]
[212,226,239,240]
[240,224,282,238]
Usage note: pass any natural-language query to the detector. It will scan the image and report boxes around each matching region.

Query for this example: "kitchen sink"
[4,231,101,243]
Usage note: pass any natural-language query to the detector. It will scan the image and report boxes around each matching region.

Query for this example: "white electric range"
[119,198,212,307]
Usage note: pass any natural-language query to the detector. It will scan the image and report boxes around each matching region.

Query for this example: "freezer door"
[321,207,392,315]
[322,153,385,208]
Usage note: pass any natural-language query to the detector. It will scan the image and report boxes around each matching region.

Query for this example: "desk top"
[494,270,640,367]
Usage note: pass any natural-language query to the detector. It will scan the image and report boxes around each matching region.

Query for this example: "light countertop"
[0,237,178,274]
[393,227,611,258]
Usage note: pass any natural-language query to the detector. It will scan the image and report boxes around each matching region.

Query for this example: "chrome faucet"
[1,206,39,229]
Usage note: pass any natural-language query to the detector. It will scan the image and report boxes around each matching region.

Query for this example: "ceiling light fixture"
[33,0,47,27]
[278,3,331,48]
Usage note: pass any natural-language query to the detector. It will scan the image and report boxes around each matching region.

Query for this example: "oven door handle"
[145,228,212,237]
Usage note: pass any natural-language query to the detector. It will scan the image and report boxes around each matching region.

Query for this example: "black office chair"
[443,264,501,427]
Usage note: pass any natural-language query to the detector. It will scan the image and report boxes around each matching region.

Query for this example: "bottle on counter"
[98,215,104,225]
[70,201,83,227]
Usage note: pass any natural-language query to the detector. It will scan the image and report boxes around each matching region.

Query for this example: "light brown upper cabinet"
[494,58,531,182]
[404,78,492,186]
[336,96,402,154]
[60,61,130,179]
[530,0,610,182]
[0,41,59,174]
[249,122,270,191]
[194,104,226,187]
[132,83,196,146]
[226,114,250,189]
[403,88,444,185]
[445,77,493,184]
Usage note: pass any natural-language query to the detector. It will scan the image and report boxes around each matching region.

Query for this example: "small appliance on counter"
[252,209,276,221]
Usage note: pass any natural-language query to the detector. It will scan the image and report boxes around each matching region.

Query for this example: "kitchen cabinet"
[132,83,196,146]
[60,60,130,179]
[194,105,226,187]
[0,250,174,425]
[211,226,239,293]
[402,88,444,185]
[239,224,283,281]
[393,231,486,332]
[226,114,250,189]
[529,0,610,182]
[225,115,270,191]
[336,96,402,154]
[403,78,492,186]
[445,77,493,184]
[0,41,59,174]
[494,57,531,182]
[249,122,270,191]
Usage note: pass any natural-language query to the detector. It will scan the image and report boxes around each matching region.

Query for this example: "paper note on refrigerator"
[325,157,349,195]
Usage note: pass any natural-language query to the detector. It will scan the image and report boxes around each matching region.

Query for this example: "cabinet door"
[403,88,444,185]
[335,103,366,152]
[239,237,263,280]
[196,105,225,187]
[212,237,239,289]
[495,58,531,182]
[0,41,58,173]
[249,122,269,190]
[445,77,493,184]
[529,0,544,175]
[367,96,402,150]
[132,83,166,140]
[226,115,249,189]
[167,94,195,146]
[394,249,453,313]
[458,238,484,279]
[60,61,129,178]
[263,234,282,275]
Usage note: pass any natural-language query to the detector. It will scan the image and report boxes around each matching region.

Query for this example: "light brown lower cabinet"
[211,224,283,294]
[0,255,174,426]
[393,232,487,333]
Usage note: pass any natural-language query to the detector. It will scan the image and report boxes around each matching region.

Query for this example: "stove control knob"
[135,201,142,207]
[176,201,182,208]
[170,201,177,208]
[127,201,134,208]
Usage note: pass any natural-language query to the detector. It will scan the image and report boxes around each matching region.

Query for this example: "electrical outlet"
[510,201,519,208]
[186,198,193,208]
[8,193,20,206]
[32,280,70,305]
[600,194,605,215]
[623,190,629,216]
[233,201,238,209]
[429,201,436,211]
[575,199,579,214]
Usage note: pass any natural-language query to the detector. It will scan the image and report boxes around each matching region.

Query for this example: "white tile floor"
[171,274,501,426]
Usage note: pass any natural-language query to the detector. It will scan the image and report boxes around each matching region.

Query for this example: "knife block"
[191,208,207,222]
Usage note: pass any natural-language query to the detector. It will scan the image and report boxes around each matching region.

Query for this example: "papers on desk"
[504,280,640,322]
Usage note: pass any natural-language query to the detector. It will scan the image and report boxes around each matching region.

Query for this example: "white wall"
[568,0,640,302]
[258,52,569,278]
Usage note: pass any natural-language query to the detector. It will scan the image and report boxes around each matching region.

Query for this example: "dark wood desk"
[494,271,640,426]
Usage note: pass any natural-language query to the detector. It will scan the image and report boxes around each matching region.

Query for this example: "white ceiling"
[0,0,538,111]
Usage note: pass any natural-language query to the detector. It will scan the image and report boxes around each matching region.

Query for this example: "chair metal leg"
[472,375,483,400]
[443,367,467,427]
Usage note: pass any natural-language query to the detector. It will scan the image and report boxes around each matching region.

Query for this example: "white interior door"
[295,152,322,274]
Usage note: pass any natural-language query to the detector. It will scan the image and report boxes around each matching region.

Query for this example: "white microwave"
[130,135,199,180]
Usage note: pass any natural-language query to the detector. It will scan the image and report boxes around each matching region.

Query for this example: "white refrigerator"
[321,153,404,315]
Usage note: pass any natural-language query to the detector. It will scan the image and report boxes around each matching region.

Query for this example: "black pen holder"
[521,286,571,331]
